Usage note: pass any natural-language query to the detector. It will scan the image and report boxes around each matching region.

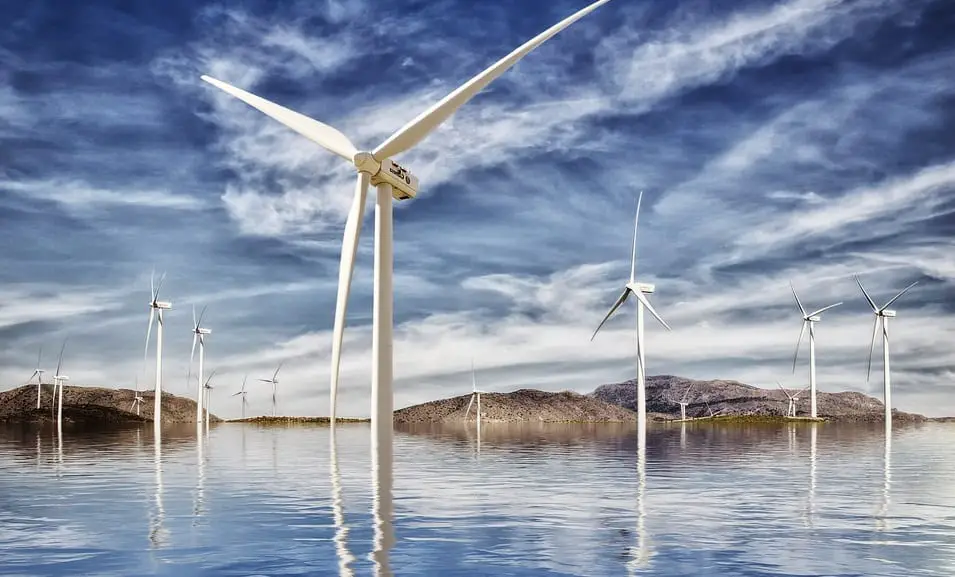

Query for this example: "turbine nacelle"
[55,375,70,381]
[629,282,655,294]
[880,310,897,318]
[151,301,172,310]
[806,315,821,322]
[352,153,419,200]
[196,328,212,335]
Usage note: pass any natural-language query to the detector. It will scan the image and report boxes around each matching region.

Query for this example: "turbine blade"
[636,329,646,381]
[144,307,155,365]
[590,288,631,341]
[242,375,248,393]
[199,75,358,162]
[681,383,694,403]
[150,269,155,302]
[37,345,42,368]
[273,361,284,382]
[330,172,370,421]
[371,0,612,160]
[465,394,475,419]
[56,338,67,377]
[232,391,242,397]
[192,304,197,330]
[866,315,879,383]
[790,282,807,318]
[155,272,166,301]
[189,333,198,380]
[630,191,642,284]
[632,289,671,331]
[881,280,919,311]
[808,302,843,318]
[855,275,878,312]
[197,305,208,327]
[792,320,807,373]
[204,369,217,388]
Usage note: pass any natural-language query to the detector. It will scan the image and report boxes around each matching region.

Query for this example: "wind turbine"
[28,346,45,410]
[855,275,919,433]
[232,375,249,419]
[189,305,212,425]
[258,363,283,418]
[130,377,145,416]
[52,339,69,431]
[677,383,694,421]
[591,191,672,434]
[777,382,810,418]
[789,281,842,418]
[198,0,615,442]
[464,360,487,437]
[144,271,172,429]
[202,369,217,429]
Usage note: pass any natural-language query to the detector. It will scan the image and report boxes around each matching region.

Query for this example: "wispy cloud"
[2,178,205,213]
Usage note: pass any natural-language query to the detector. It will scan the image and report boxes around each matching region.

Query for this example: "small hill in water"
[394,389,636,424]
[0,384,219,425]
[590,375,928,422]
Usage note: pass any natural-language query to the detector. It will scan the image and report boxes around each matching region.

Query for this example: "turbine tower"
[189,305,211,425]
[198,0,615,448]
[591,191,671,435]
[202,369,217,432]
[258,363,283,418]
[777,382,810,418]
[855,275,919,433]
[464,360,487,437]
[677,383,694,421]
[144,271,172,430]
[232,375,249,419]
[28,346,45,410]
[52,339,69,432]
[789,281,842,418]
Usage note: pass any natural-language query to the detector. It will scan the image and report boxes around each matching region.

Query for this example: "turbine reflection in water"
[807,424,817,527]
[330,429,355,576]
[628,434,650,573]
[878,435,892,532]
[194,430,206,521]
[370,427,395,576]
[150,431,168,548]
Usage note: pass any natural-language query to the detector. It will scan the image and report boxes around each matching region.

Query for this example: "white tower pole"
[56,379,63,431]
[272,382,277,418]
[154,309,164,432]
[371,183,395,457]
[882,316,891,435]
[197,341,204,425]
[36,381,41,410]
[477,393,482,438]
[808,321,817,418]
[636,302,646,433]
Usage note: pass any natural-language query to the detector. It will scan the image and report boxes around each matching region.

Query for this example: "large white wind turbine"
[232,375,249,419]
[189,305,212,425]
[144,272,172,429]
[591,191,671,434]
[52,340,69,432]
[464,360,487,437]
[28,346,45,410]
[789,282,842,418]
[855,275,919,432]
[258,363,284,418]
[198,0,615,442]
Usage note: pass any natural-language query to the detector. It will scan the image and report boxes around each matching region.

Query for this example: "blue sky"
[1,0,953,418]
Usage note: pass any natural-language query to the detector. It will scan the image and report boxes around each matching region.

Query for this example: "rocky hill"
[590,375,928,422]
[394,389,637,424]
[0,384,219,425]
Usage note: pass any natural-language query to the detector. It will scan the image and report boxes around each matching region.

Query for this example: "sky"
[1,0,953,419]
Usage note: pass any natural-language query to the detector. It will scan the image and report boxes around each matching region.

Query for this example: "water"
[1,421,955,576]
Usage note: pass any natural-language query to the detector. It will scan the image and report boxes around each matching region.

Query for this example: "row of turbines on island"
[18,0,917,444]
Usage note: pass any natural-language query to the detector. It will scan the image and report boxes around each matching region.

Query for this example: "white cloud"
[1,178,205,212]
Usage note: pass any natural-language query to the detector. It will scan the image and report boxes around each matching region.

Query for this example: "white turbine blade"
[37,345,42,369]
[632,290,671,331]
[866,315,880,383]
[881,280,919,311]
[465,394,475,418]
[242,375,248,393]
[150,269,155,302]
[792,320,807,373]
[273,362,284,382]
[189,332,198,382]
[231,391,243,397]
[808,302,843,318]
[371,0,613,160]
[197,305,207,328]
[199,75,358,162]
[144,307,155,364]
[630,191,642,284]
[204,369,217,388]
[154,272,167,301]
[55,339,67,377]
[790,282,807,318]
[855,275,879,312]
[330,173,371,421]
[681,383,694,404]
[591,288,631,341]
[192,304,197,330]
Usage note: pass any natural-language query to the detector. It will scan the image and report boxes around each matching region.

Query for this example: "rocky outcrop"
[590,375,928,422]
[394,389,637,424]
[0,384,219,425]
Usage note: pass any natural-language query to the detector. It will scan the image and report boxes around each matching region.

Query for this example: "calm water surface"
[1,421,954,576]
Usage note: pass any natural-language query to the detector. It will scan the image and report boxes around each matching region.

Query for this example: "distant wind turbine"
[144,271,172,430]
[258,363,284,418]
[677,383,694,421]
[189,305,212,425]
[197,0,615,443]
[202,369,217,429]
[777,382,810,418]
[789,281,842,418]
[52,339,69,432]
[464,360,487,437]
[130,377,145,416]
[28,346,45,410]
[591,191,671,434]
[855,275,919,433]
[232,375,249,419]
